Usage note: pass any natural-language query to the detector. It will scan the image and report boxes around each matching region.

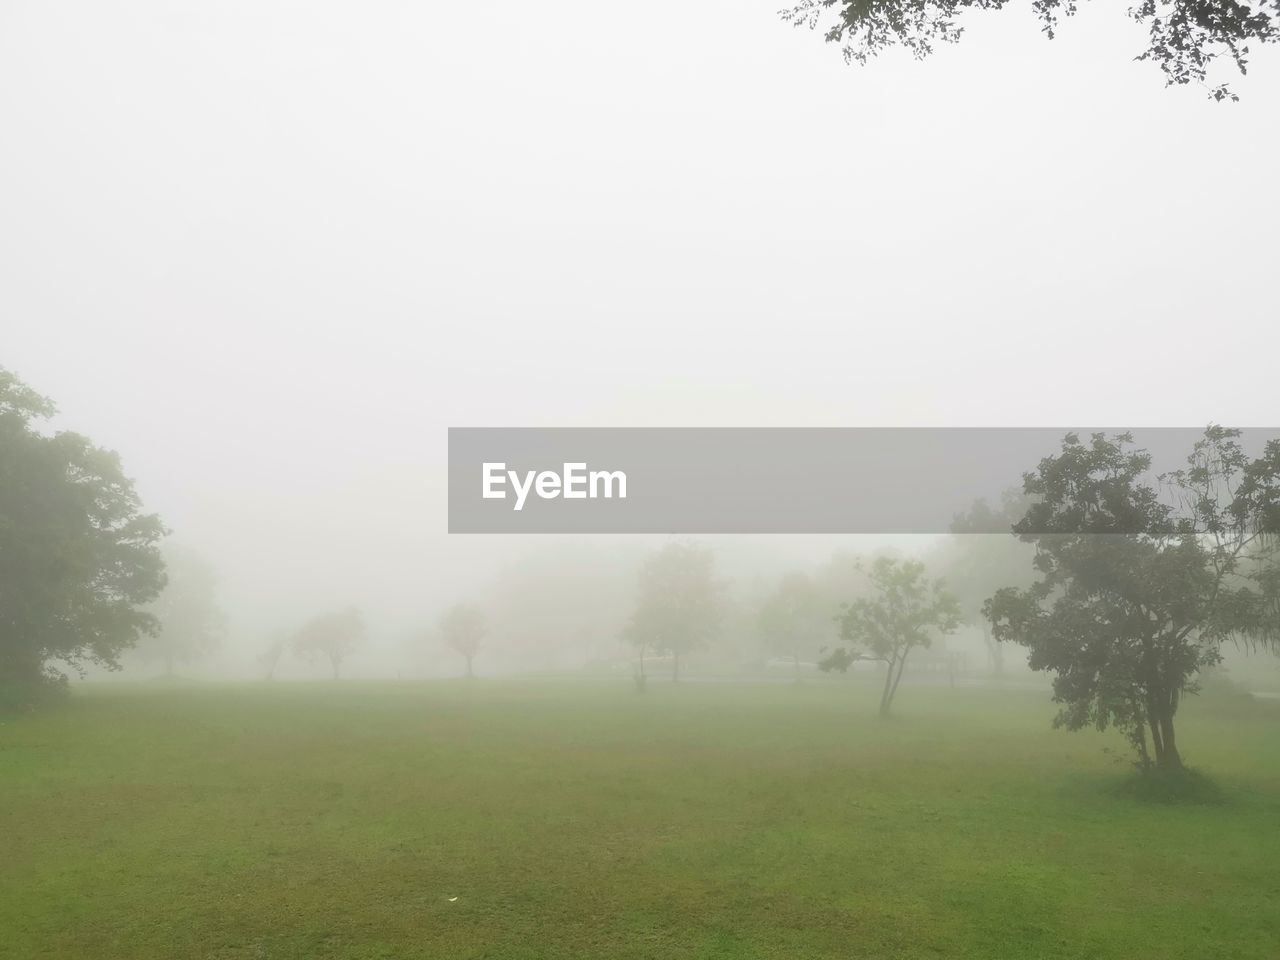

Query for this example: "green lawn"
[2,678,1278,959]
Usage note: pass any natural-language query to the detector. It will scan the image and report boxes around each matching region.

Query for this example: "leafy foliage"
[623,542,723,683]
[781,0,1279,100]
[0,368,167,707]
[935,490,1038,673]
[986,429,1280,770]
[292,607,364,679]
[756,571,836,674]
[138,545,226,675]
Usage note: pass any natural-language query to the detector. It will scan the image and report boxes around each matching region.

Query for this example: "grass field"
[3,677,1279,959]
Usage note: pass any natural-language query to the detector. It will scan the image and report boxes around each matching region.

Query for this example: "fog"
[4,1,1278,682]
[7,6,1280,958]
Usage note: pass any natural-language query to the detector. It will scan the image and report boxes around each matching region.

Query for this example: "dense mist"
[4,3,1280,957]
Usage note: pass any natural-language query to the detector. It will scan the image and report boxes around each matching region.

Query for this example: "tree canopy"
[138,544,226,677]
[820,556,962,717]
[934,490,1038,674]
[756,571,839,678]
[292,607,364,680]
[0,368,167,707]
[986,429,1280,770]
[623,542,722,684]
[782,0,1279,100]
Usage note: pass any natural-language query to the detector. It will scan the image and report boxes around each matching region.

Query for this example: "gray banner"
[447,427,1280,534]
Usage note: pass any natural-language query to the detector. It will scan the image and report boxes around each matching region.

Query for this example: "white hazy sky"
[3,1,1278,651]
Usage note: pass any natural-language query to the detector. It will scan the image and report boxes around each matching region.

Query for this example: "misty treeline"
[4,366,1280,774]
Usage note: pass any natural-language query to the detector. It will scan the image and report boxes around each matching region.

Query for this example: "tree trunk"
[1132,720,1152,771]
[885,650,909,715]
[672,650,680,683]
[1147,699,1165,767]
[465,654,473,679]
[878,656,897,718]
[1158,713,1182,770]
[1146,692,1183,771]
[165,648,175,678]
[331,656,340,680]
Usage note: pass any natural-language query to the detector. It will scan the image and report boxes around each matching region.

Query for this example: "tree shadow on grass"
[1110,766,1228,806]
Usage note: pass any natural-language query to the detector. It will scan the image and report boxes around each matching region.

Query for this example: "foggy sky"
[3,1,1278,668]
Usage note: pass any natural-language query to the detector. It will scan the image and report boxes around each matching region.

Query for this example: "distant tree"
[935,490,1038,675]
[258,633,288,681]
[986,429,1280,771]
[620,612,653,692]
[820,556,962,718]
[292,607,363,679]
[624,542,722,684]
[138,545,226,677]
[757,571,835,680]
[439,603,485,678]
[481,543,642,672]
[782,0,1278,100]
[0,368,167,708]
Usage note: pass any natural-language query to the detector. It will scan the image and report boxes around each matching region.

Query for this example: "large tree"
[820,556,962,717]
[986,429,1280,771]
[439,603,485,678]
[0,368,167,708]
[782,0,1278,100]
[623,542,722,685]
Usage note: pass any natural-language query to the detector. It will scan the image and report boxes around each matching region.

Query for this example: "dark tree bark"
[1159,715,1182,769]
[878,653,909,718]
[1146,689,1183,770]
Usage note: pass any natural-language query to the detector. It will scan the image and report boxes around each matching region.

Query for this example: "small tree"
[258,633,287,681]
[624,542,722,684]
[440,603,485,678]
[985,429,1280,771]
[620,610,654,692]
[292,607,363,679]
[820,557,961,718]
[139,545,226,677]
[757,571,834,680]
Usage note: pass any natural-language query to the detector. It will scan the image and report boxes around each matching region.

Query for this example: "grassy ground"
[2,677,1278,959]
